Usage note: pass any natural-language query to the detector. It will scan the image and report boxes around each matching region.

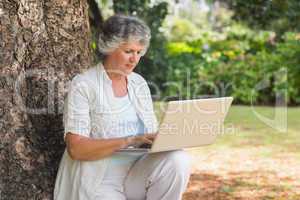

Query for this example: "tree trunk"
[0,0,91,199]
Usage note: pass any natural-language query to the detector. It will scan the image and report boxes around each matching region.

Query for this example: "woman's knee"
[164,150,192,176]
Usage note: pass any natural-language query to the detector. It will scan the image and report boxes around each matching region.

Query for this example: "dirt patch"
[183,148,300,200]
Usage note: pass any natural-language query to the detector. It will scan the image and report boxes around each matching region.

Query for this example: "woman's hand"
[125,133,157,147]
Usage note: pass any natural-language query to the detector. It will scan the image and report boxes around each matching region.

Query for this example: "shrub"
[162,29,300,105]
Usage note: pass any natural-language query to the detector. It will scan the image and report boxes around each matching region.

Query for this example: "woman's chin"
[124,68,134,75]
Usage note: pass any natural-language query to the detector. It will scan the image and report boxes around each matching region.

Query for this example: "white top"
[104,94,144,138]
[98,94,145,192]
[54,63,158,200]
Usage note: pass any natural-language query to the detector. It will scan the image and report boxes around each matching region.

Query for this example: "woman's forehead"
[119,41,145,50]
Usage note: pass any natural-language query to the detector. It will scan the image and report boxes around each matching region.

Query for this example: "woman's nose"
[130,53,139,63]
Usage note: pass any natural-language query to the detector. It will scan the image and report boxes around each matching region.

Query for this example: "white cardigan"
[54,63,158,200]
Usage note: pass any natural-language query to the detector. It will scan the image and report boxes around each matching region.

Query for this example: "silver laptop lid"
[150,97,233,152]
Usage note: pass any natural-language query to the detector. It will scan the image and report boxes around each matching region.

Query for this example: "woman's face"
[105,41,145,76]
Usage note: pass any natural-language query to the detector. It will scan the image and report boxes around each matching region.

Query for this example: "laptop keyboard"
[139,143,152,149]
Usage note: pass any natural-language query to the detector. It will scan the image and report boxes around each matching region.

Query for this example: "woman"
[54,14,191,200]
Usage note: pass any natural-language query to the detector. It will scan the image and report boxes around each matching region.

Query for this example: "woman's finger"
[141,136,153,144]
[145,133,157,140]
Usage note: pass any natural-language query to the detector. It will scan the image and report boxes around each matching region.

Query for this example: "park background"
[0,0,299,199]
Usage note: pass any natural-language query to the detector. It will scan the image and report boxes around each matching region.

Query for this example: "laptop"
[118,97,233,153]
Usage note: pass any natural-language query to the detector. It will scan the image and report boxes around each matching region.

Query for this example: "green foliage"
[166,42,201,55]
[155,1,300,105]
[222,0,300,35]
[275,33,300,103]
[164,27,300,105]
[164,18,201,42]
[162,1,234,42]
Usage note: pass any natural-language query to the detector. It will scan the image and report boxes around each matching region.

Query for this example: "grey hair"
[98,14,151,56]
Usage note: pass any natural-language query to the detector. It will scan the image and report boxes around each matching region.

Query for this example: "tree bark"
[0,0,91,199]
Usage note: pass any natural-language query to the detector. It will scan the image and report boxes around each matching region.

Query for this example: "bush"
[162,28,300,105]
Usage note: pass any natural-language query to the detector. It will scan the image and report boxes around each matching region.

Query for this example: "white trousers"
[95,150,191,200]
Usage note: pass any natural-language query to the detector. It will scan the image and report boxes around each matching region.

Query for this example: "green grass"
[154,103,300,158]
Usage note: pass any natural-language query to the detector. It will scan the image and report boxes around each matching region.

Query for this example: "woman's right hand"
[125,133,157,147]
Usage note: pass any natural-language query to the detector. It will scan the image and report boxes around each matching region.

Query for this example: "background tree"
[0,0,91,199]
[220,0,300,36]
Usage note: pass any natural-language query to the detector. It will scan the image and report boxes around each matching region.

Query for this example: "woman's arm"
[65,132,156,161]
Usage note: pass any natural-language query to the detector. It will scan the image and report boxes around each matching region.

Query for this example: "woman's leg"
[94,185,127,200]
[124,150,191,200]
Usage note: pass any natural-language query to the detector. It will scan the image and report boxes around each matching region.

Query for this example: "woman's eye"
[124,50,143,55]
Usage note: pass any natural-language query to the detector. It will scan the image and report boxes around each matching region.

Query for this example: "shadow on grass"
[183,171,300,200]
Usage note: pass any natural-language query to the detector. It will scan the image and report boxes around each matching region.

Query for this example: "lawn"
[154,104,300,200]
